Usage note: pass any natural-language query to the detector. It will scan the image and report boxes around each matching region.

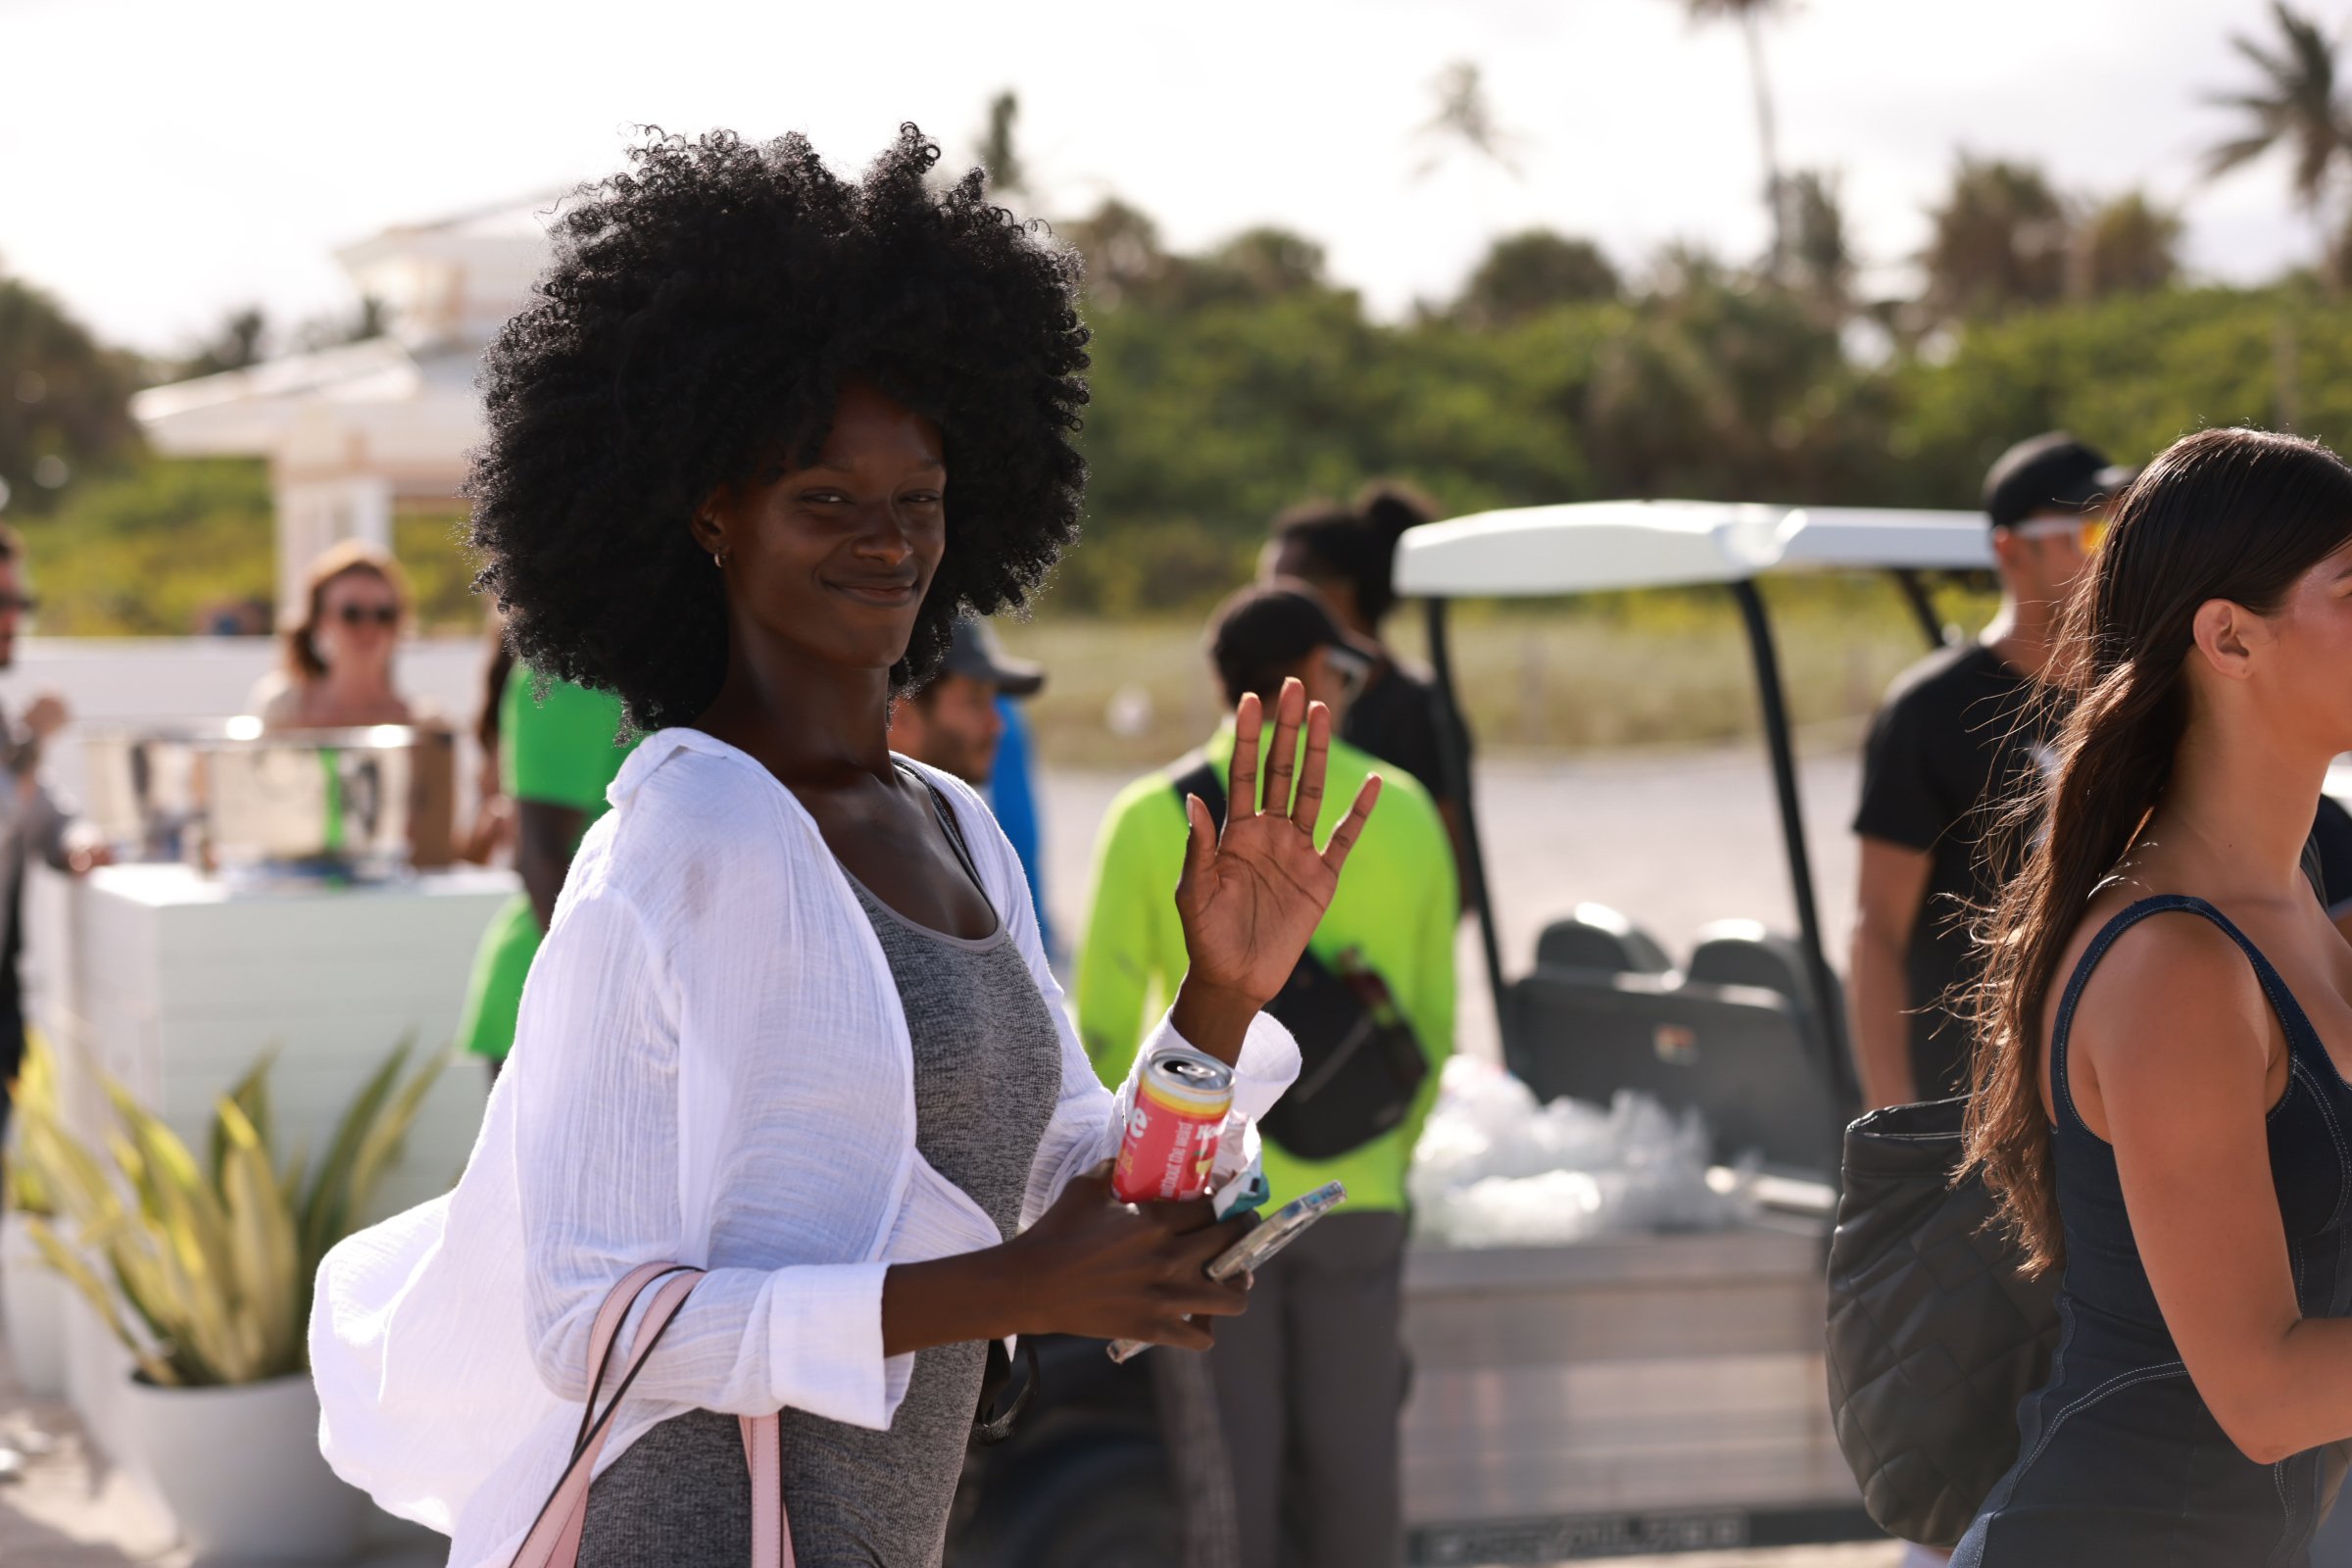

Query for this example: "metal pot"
[81,721,455,876]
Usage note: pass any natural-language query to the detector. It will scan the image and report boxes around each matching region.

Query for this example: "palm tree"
[975,90,1027,197]
[1920,156,2071,321]
[2206,2,2352,274]
[2071,192,2184,299]
[1784,171,1855,316]
[1414,61,1524,179]
[1681,0,1790,276]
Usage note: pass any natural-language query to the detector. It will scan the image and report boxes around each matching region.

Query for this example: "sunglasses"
[333,604,400,627]
[2006,514,2109,553]
[0,594,39,615]
[1325,646,1373,699]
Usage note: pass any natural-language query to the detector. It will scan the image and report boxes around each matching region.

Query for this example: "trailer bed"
[1401,1224,1877,1562]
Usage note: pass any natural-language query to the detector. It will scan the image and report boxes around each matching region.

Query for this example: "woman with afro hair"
[311,125,1381,1568]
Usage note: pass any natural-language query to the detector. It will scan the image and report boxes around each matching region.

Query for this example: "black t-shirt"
[1853,642,2058,1098]
[1342,658,1470,813]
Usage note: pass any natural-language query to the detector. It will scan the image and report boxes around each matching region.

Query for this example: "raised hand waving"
[1163,677,1382,1058]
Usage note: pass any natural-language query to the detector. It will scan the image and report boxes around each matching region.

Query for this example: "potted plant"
[2,1032,70,1399]
[18,1040,444,1562]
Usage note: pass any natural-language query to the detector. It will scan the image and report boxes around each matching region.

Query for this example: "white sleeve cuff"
[762,1260,908,1431]
[1139,1007,1299,1119]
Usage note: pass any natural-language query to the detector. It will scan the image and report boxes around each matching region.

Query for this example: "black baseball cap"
[940,617,1044,697]
[1983,432,2126,529]
[1209,582,1372,702]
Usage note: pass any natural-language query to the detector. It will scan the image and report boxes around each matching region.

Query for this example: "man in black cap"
[888,615,1043,790]
[1847,432,2131,1113]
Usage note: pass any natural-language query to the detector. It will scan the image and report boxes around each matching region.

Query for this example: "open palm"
[1173,679,1383,1008]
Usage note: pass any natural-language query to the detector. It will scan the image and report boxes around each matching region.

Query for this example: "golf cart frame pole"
[1729,579,1860,1106]
[1890,568,1951,650]
[1422,597,1508,1017]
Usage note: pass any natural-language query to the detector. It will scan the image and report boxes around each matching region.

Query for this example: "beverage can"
[1111,1045,1236,1203]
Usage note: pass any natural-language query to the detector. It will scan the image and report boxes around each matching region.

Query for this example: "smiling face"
[695,379,948,681]
[312,566,402,679]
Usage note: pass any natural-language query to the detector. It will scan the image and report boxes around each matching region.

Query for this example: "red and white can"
[1112,1045,1236,1203]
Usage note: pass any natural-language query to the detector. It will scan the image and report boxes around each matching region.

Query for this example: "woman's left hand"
[1169,678,1381,1054]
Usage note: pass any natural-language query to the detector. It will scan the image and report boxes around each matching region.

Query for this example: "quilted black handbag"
[1824,1097,2063,1548]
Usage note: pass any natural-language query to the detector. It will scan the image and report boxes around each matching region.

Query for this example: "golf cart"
[950,502,1993,1566]
[1404,500,1992,1182]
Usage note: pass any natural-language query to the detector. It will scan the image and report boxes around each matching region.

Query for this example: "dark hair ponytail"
[1268,479,1441,629]
[1964,427,2352,1274]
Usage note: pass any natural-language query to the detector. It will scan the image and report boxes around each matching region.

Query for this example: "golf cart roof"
[1392,501,1991,599]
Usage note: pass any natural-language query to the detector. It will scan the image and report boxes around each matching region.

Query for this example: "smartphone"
[1106,1181,1348,1363]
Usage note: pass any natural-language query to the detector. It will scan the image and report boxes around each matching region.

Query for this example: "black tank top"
[1956,895,2352,1566]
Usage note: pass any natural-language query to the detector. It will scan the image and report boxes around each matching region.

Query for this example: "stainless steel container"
[81,724,213,860]
[204,724,421,877]
[80,721,456,877]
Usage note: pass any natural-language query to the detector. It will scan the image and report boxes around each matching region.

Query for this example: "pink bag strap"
[509,1264,791,1568]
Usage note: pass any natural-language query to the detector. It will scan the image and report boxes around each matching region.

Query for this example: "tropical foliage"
[5,4,2351,635]
[16,1040,445,1387]
[4,1031,60,1218]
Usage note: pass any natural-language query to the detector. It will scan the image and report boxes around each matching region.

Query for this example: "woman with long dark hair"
[1954,426,2352,1564]
[311,126,1378,1568]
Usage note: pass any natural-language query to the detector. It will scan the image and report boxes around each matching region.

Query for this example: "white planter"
[119,1371,368,1563]
[63,1277,134,1460]
[0,1209,68,1399]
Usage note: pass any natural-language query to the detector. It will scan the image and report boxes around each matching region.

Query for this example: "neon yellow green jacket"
[1075,725,1457,1212]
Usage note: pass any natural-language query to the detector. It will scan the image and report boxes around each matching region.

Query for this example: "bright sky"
[0,0,2328,357]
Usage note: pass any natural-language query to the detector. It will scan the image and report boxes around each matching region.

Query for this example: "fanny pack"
[1171,757,1427,1160]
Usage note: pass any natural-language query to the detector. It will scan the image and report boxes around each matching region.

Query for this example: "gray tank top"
[578,777,1064,1568]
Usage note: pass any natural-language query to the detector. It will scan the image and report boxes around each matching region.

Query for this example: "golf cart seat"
[1503,933,1844,1176]
[1533,903,1674,976]
[1688,918,1846,1039]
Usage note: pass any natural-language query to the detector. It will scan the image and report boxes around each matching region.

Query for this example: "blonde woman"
[247,539,430,729]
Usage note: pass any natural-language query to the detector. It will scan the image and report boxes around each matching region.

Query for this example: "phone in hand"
[1106,1181,1347,1363]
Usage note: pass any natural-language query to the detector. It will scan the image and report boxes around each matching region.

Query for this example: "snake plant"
[16,1040,445,1387]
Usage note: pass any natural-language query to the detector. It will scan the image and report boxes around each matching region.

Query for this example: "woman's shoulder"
[579,732,811,905]
[2062,892,2274,1073]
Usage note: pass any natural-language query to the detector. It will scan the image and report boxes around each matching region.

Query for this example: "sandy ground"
[1,739,1893,1567]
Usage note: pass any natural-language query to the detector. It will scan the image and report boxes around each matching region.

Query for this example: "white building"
[128,200,556,619]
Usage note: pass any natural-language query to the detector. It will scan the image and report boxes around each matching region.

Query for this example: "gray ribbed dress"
[577,793,1064,1568]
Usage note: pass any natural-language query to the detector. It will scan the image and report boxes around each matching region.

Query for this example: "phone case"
[1105,1181,1348,1362]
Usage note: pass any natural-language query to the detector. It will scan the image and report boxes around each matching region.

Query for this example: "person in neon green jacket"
[1076,582,1455,1568]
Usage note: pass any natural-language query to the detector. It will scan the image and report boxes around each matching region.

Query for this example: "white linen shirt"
[309,729,1299,1568]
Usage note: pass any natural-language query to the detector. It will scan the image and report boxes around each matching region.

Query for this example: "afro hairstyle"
[466,124,1090,731]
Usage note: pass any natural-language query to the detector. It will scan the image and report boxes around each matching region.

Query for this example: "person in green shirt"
[1077,582,1456,1568]
[455,667,636,1080]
